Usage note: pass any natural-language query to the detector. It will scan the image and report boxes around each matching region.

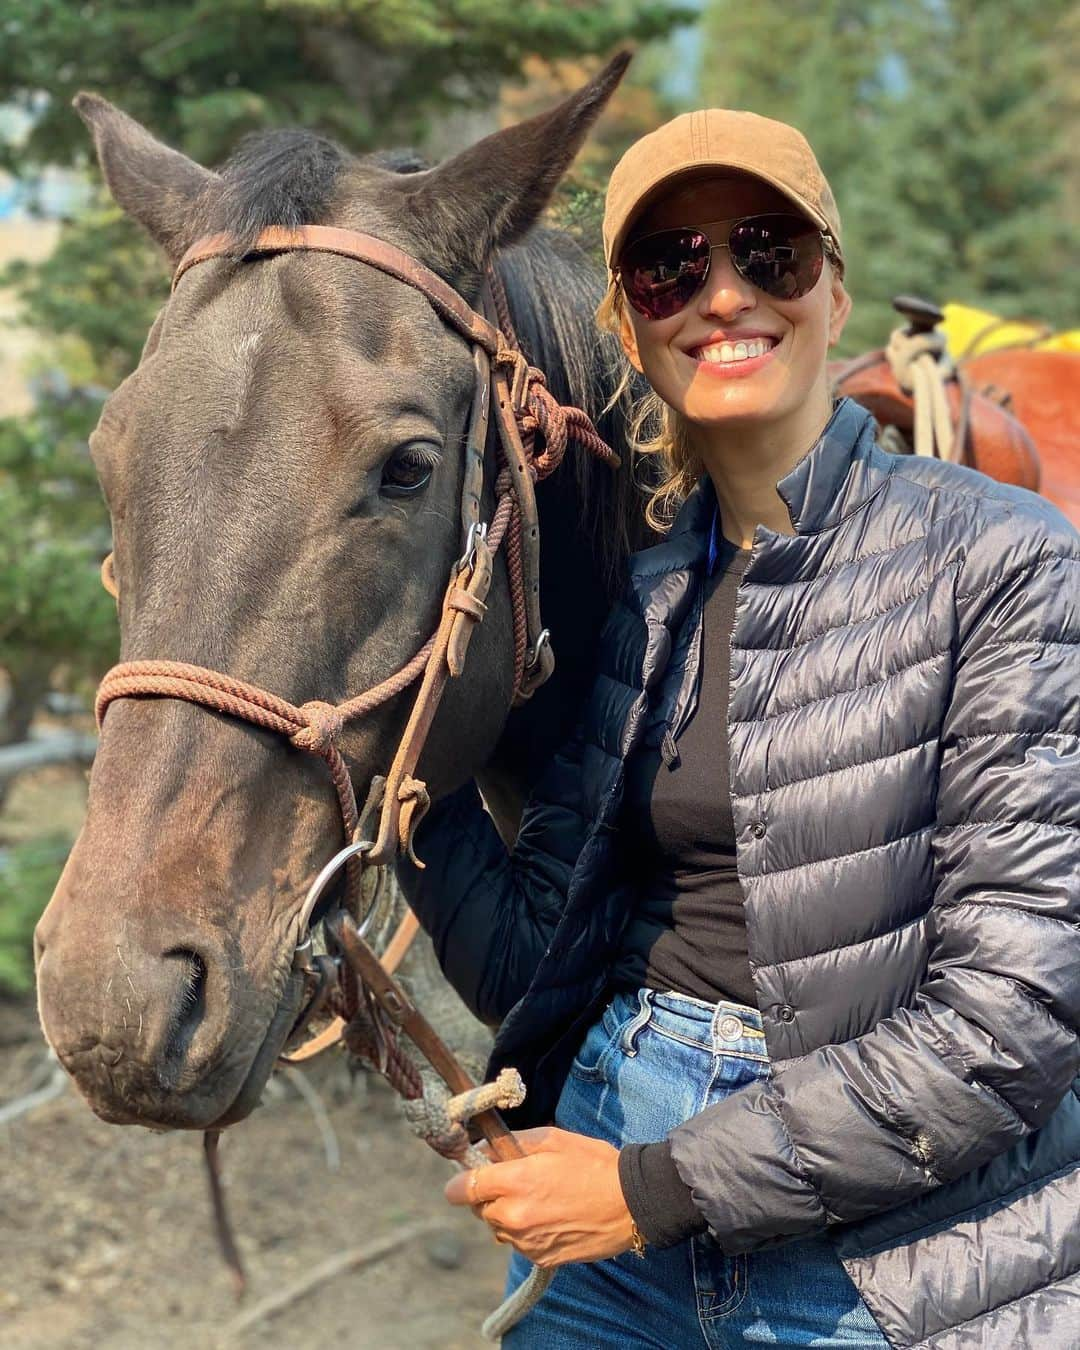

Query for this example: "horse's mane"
[198,129,650,592]
[492,229,652,589]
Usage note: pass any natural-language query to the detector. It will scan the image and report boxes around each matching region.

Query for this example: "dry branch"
[223,1218,445,1339]
[0,732,97,784]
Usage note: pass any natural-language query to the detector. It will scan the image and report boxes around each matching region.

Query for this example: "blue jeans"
[503,989,888,1348]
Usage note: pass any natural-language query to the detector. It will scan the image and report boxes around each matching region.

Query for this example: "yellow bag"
[940,302,1080,360]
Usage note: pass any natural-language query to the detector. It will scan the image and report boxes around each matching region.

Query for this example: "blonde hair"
[595,277,701,534]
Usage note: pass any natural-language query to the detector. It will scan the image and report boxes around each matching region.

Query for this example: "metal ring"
[294,836,375,939]
[356,864,386,942]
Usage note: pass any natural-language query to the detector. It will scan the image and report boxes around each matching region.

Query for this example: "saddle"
[830,295,1041,492]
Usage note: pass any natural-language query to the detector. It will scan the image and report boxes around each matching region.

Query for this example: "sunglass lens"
[619,229,711,320]
[728,214,824,300]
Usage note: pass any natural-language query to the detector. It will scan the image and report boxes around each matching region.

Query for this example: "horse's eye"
[381,442,440,497]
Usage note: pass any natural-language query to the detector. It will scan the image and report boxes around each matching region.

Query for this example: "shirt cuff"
[618,1141,708,1248]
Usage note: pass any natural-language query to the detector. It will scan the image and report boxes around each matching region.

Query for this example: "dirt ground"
[0,997,509,1350]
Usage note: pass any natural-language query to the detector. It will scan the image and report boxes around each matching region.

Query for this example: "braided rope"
[885,327,957,462]
[95,643,435,908]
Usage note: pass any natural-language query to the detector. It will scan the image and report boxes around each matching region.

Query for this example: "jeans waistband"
[614,987,768,1060]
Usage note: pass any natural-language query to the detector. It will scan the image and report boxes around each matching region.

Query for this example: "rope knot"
[293,700,345,755]
[886,328,950,393]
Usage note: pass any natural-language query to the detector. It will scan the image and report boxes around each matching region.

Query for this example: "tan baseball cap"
[602,108,843,273]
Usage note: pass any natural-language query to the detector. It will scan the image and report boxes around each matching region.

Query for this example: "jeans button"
[718,1014,743,1041]
[778,1003,795,1023]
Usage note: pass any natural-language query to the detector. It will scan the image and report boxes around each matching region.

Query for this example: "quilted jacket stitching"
[732,648,951,727]
[912,1234,1080,1348]
[762,1088,836,1222]
[740,823,933,882]
[732,575,946,654]
[737,526,933,592]
[935,819,1077,835]
[850,1158,1080,1267]
[953,550,1080,606]
[752,909,929,974]
[732,735,938,798]
[933,897,1079,932]
[979,637,1080,650]
[950,730,1077,746]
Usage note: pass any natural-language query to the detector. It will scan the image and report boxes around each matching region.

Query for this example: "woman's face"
[616,173,851,437]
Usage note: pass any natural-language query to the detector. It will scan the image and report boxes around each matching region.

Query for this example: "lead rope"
[398,1067,552,1340]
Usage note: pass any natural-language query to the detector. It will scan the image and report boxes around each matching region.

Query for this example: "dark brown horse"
[34,57,648,1132]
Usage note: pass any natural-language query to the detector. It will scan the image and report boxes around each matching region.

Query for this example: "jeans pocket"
[692,1236,748,1321]
[568,996,636,1082]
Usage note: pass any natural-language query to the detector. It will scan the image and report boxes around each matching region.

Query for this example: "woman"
[397,110,1080,1347]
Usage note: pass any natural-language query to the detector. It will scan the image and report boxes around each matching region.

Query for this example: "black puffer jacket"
[398,398,1080,1347]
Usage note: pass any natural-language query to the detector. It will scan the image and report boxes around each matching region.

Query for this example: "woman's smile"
[684,331,782,378]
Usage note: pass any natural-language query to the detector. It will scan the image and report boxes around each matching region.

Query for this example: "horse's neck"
[477,457,616,840]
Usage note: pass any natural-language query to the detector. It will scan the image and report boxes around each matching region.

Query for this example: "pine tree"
[874,0,1080,331]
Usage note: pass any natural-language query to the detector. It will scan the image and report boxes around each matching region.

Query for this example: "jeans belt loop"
[622,988,654,1057]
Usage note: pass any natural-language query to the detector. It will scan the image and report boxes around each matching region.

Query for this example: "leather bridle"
[95,224,619,900]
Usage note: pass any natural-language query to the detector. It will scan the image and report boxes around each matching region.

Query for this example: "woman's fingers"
[444,1166,485,1207]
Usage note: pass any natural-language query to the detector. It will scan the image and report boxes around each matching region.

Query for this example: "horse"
[33,54,648,1134]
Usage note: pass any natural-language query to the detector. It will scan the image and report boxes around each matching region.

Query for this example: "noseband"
[94,224,619,900]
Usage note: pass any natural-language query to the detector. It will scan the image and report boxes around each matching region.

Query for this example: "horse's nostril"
[162,948,208,1064]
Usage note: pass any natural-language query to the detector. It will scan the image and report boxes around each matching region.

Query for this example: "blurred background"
[0,2,1077,1346]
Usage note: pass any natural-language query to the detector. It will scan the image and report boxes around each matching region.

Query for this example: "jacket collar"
[628,397,888,590]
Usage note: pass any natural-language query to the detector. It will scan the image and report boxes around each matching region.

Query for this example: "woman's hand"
[444,1126,637,1268]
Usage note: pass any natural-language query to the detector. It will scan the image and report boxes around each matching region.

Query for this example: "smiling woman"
[396,107,1080,1349]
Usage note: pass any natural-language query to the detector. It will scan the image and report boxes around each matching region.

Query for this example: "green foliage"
[0,399,117,683]
[1,0,687,172]
[871,0,1080,330]
[697,0,1080,352]
[2,200,164,385]
[0,836,70,994]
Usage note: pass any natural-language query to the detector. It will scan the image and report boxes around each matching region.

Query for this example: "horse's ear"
[401,50,632,278]
[73,93,218,265]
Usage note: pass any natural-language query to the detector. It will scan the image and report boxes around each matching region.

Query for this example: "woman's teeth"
[696,338,773,364]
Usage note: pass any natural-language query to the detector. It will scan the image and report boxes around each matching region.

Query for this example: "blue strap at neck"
[707,505,720,577]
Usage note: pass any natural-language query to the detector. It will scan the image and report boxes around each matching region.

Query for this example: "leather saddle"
[830,295,1041,492]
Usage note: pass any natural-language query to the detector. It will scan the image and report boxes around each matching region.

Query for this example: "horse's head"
[35,56,630,1130]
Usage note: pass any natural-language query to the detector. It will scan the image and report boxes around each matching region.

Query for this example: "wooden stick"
[224,1218,444,1337]
[0,1064,69,1126]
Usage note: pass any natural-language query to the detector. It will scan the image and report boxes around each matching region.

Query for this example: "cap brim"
[607,159,831,271]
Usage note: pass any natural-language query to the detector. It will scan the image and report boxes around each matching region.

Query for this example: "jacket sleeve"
[394,722,591,1026]
[669,542,1080,1252]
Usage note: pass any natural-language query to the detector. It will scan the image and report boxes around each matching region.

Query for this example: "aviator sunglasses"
[615,212,841,321]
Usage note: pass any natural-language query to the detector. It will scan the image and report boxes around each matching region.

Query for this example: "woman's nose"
[697,247,756,322]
